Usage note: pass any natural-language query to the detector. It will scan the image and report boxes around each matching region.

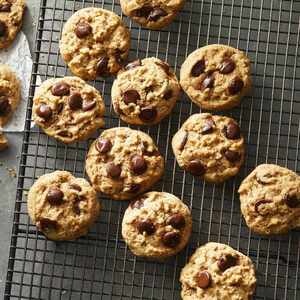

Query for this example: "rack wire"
[4,0,300,299]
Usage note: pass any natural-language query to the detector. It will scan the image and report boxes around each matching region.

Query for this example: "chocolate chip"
[219,58,235,74]
[82,100,96,111]
[36,104,52,120]
[69,92,83,110]
[284,194,300,208]
[131,155,147,175]
[73,201,81,215]
[51,82,70,96]
[125,59,141,70]
[254,199,272,215]
[56,103,64,113]
[196,271,211,289]
[139,107,157,122]
[75,22,92,38]
[224,122,241,139]
[167,214,186,229]
[128,183,141,194]
[0,98,11,115]
[137,219,156,235]
[201,119,215,134]
[70,183,82,191]
[96,56,109,76]
[37,218,58,232]
[130,196,145,209]
[114,49,125,65]
[106,162,122,179]
[201,73,215,90]
[186,159,206,176]
[164,89,173,100]
[133,6,152,18]
[161,231,181,248]
[123,90,140,104]
[96,138,112,154]
[224,150,240,162]
[0,3,11,12]
[178,131,188,151]
[0,21,6,37]
[148,7,168,21]
[46,187,64,205]
[191,59,206,77]
[228,77,244,95]
[218,254,237,271]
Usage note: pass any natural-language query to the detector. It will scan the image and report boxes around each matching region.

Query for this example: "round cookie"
[0,0,25,49]
[180,242,256,300]
[0,64,21,126]
[180,44,251,110]
[32,76,105,144]
[112,57,181,125]
[120,0,185,30]
[122,191,192,258]
[238,164,300,235]
[59,7,130,80]
[172,113,245,183]
[85,127,164,200]
[27,171,100,241]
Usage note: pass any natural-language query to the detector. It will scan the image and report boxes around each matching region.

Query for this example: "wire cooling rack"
[4,0,300,299]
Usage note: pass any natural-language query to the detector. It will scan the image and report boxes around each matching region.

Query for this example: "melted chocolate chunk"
[96,138,112,154]
[123,90,140,104]
[224,122,241,139]
[137,219,155,235]
[51,82,70,96]
[37,218,58,232]
[106,162,122,179]
[127,183,141,194]
[0,98,11,116]
[69,92,83,110]
[167,214,186,229]
[191,59,206,77]
[284,193,300,208]
[46,187,64,205]
[224,150,240,162]
[139,107,157,122]
[254,199,272,215]
[219,58,235,74]
[228,77,244,95]
[201,119,215,134]
[131,155,147,175]
[201,73,215,90]
[161,231,181,248]
[96,56,109,76]
[75,22,92,38]
[70,183,82,191]
[36,104,52,120]
[196,271,211,289]
[133,6,152,18]
[125,59,141,70]
[148,7,167,21]
[130,196,145,209]
[0,21,6,37]
[218,254,237,271]
[0,3,11,12]
[186,159,206,176]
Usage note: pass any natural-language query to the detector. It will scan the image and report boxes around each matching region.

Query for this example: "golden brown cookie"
[180,44,251,110]
[27,171,100,241]
[85,127,164,200]
[0,130,8,150]
[122,191,192,258]
[59,7,131,80]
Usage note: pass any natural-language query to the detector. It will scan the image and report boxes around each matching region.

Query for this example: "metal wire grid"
[4,0,300,299]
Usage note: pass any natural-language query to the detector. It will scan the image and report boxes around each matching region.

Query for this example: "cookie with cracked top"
[27,170,100,241]
[32,76,105,144]
[112,57,181,125]
[180,242,256,300]
[120,0,185,29]
[180,44,251,110]
[85,127,164,200]
[59,7,130,80]
[122,191,192,258]
[172,113,245,183]
[238,164,300,235]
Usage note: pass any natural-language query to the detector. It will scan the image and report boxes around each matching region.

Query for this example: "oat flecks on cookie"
[59,7,131,80]
[238,164,300,235]
[180,44,251,110]
[0,64,21,127]
[122,191,192,258]
[32,76,105,144]
[172,113,245,183]
[85,127,164,200]
[0,0,25,49]
[180,242,256,300]
[27,170,100,241]
[120,0,186,29]
[112,57,181,125]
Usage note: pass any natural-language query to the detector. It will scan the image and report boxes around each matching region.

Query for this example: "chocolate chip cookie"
[112,57,181,125]
[180,242,256,300]
[32,77,105,144]
[85,127,164,200]
[180,44,251,110]
[59,7,130,80]
[27,171,100,241]
[0,64,21,126]
[0,0,25,49]
[238,164,300,235]
[122,191,192,258]
[120,0,185,29]
[172,113,245,183]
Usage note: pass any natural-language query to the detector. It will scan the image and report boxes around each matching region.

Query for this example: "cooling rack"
[4,0,300,299]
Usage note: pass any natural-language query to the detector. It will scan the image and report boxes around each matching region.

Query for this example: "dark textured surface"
[4,0,300,299]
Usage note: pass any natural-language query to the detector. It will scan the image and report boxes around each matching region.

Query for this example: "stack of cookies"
[27,5,300,300]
